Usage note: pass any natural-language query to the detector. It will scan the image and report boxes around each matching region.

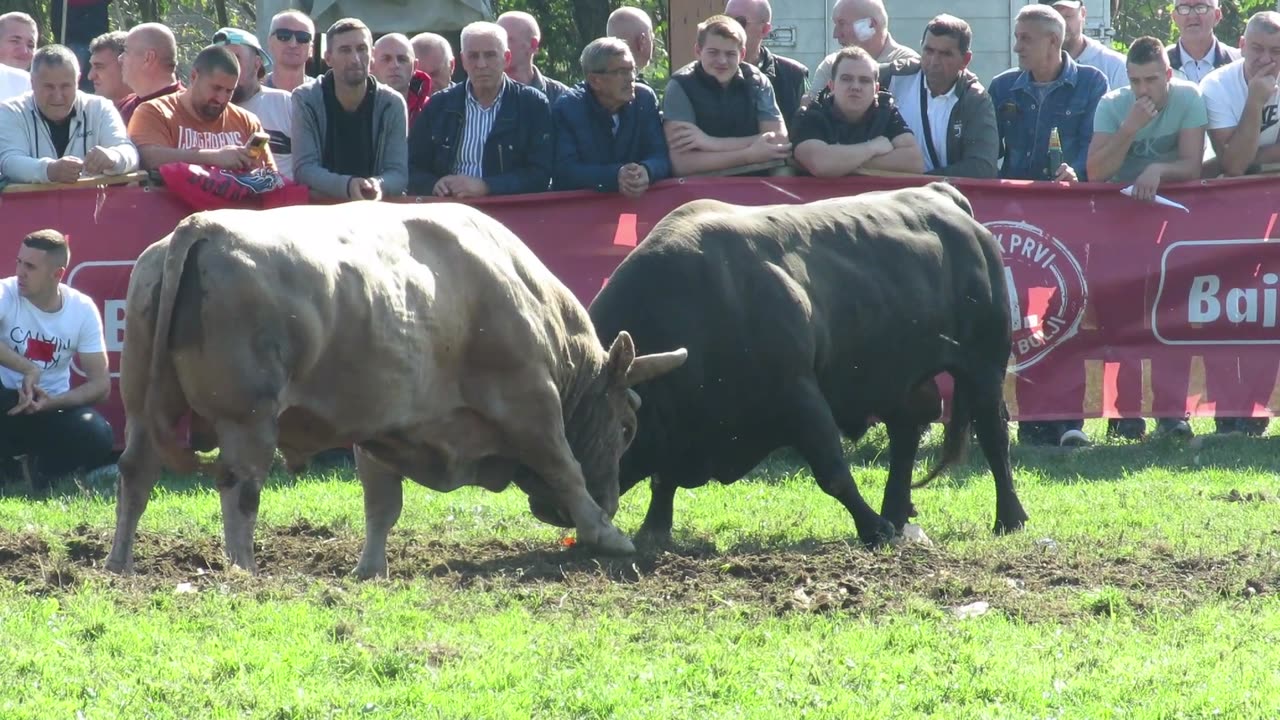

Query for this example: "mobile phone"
[245,132,270,158]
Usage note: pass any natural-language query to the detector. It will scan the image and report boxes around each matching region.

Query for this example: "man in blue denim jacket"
[552,37,670,195]
[406,21,552,197]
[989,4,1108,182]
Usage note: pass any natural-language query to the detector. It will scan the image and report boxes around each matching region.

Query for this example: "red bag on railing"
[157,162,294,212]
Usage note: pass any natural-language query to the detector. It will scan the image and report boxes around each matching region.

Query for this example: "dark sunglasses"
[272,28,313,44]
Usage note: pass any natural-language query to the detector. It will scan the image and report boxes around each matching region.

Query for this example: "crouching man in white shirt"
[0,230,113,490]
[0,44,138,184]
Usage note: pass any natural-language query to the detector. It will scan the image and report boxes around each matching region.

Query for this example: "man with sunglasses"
[725,0,808,132]
[1167,0,1239,84]
[264,10,314,92]
[551,37,669,195]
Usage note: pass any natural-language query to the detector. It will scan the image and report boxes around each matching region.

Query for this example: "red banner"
[4,175,1279,448]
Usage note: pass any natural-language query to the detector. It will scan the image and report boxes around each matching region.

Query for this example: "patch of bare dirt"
[0,522,1275,622]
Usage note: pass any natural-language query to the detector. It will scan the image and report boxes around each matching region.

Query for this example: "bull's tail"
[912,375,972,489]
[142,216,210,475]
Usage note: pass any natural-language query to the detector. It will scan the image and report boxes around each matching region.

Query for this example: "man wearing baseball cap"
[1043,0,1128,90]
[212,27,294,179]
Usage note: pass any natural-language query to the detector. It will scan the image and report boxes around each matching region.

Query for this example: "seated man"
[212,27,295,180]
[0,45,138,184]
[791,46,924,176]
[1087,36,1207,440]
[662,15,790,176]
[552,37,670,195]
[128,44,276,173]
[408,21,551,197]
[0,230,112,489]
[880,14,998,178]
[292,18,407,201]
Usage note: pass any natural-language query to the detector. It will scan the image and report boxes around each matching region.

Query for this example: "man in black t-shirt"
[791,45,923,176]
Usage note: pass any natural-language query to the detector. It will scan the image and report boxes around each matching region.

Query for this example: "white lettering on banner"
[106,300,127,352]
[1185,273,1278,327]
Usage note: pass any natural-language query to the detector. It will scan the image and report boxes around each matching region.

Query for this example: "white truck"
[762,0,1114,88]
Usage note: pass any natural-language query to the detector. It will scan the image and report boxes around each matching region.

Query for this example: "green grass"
[0,418,1277,718]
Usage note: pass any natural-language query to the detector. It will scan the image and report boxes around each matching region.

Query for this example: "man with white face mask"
[806,0,916,104]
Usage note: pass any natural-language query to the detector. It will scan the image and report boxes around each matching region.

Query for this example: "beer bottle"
[1046,126,1063,180]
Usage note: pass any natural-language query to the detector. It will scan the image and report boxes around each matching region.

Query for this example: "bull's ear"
[605,331,637,387]
[626,348,688,387]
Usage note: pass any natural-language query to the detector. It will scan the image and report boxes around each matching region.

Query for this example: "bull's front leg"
[352,447,403,579]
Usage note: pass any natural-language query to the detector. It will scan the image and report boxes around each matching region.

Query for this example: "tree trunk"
[214,0,229,28]
[570,0,610,54]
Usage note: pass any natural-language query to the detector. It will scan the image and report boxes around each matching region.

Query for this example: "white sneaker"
[1059,429,1091,447]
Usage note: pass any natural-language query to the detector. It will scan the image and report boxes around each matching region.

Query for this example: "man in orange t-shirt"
[129,44,276,171]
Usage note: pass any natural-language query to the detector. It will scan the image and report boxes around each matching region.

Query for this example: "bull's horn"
[626,388,642,410]
[626,348,688,387]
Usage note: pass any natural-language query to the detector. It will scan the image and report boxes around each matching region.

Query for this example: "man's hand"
[667,122,714,152]
[618,163,650,198]
[750,132,793,163]
[347,177,384,201]
[47,156,84,183]
[1054,163,1079,182]
[1247,58,1280,104]
[432,175,489,198]
[7,366,43,415]
[1121,96,1159,136]
[207,146,254,170]
[869,136,894,156]
[83,146,117,175]
[1132,164,1163,201]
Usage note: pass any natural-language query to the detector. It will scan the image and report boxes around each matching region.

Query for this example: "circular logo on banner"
[984,220,1088,372]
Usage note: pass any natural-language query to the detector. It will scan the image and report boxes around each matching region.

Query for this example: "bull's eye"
[621,424,634,444]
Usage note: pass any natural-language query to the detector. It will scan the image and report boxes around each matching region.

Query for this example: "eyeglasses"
[1174,4,1213,16]
[593,66,637,79]
[272,28,313,44]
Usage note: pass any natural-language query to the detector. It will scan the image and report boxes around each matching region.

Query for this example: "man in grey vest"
[1167,0,1240,84]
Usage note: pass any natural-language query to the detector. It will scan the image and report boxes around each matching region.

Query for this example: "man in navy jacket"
[552,37,670,195]
[407,21,551,197]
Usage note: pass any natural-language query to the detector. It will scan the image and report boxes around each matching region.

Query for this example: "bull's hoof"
[588,526,636,555]
[351,561,388,580]
[103,558,133,575]
[858,516,897,549]
[993,515,1028,535]
[633,526,674,552]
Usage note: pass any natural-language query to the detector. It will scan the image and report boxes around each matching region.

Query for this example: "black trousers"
[0,388,114,481]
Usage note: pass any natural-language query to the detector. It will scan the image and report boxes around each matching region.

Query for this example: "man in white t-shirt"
[213,27,294,179]
[0,230,113,488]
[0,63,25,102]
[1202,11,1280,177]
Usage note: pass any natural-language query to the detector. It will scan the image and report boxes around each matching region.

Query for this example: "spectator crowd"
[0,0,1275,488]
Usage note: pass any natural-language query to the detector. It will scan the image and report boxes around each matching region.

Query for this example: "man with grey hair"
[0,45,138,184]
[552,37,669,195]
[87,31,130,106]
[407,21,552,196]
[726,0,809,130]
[410,32,455,94]
[117,23,181,124]
[606,7,655,82]
[292,18,407,200]
[1167,0,1239,84]
[989,4,1106,447]
[497,11,569,105]
[808,0,916,103]
[264,10,315,91]
[0,12,37,71]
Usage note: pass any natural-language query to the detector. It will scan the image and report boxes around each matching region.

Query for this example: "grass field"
[0,418,1277,719]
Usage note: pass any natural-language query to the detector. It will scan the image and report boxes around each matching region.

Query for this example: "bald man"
[372,33,431,125]
[808,0,916,103]
[607,7,654,82]
[117,23,182,124]
[725,0,808,129]
[496,11,569,105]
[410,32,455,94]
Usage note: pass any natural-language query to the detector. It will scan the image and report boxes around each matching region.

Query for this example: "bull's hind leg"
[352,447,403,579]
[968,373,1028,534]
[213,417,279,573]
[788,380,896,547]
[105,420,164,574]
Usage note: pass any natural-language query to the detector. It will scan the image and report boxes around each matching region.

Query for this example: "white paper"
[1120,184,1190,212]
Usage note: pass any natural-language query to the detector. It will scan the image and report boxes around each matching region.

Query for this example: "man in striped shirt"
[407,22,552,197]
